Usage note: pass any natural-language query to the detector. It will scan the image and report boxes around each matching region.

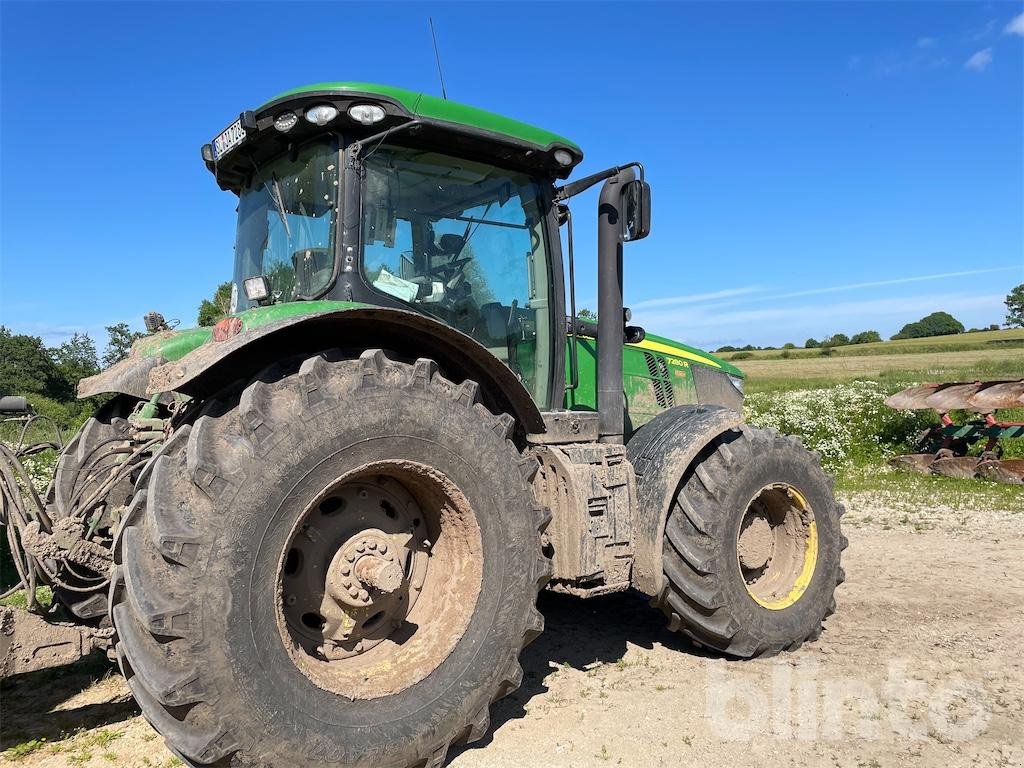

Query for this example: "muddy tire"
[49,395,140,620]
[110,349,550,768]
[656,426,846,658]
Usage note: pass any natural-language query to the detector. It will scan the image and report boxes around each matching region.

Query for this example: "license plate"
[213,118,246,160]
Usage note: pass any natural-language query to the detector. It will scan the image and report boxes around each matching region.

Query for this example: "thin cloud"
[871,52,948,77]
[632,266,1019,311]
[631,287,763,310]
[916,37,937,48]
[1006,12,1024,37]
[965,48,993,72]
[965,19,997,42]
[762,266,1019,301]
[638,292,1006,349]
[641,292,1003,331]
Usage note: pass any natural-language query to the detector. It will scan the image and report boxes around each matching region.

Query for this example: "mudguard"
[79,307,545,435]
[625,404,744,596]
[78,355,161,401]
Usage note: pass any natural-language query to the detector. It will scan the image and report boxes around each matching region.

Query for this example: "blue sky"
[1,1,1022,352]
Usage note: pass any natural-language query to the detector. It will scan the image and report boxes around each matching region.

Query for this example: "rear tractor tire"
[50,395,141,621]
[110,349,551,768]
[656,426,846,657]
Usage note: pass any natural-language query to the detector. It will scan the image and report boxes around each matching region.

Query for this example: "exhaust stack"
[596,169,633,443]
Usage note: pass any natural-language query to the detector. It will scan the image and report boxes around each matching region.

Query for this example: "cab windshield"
[361,144,554,404]
[232,141,338,310]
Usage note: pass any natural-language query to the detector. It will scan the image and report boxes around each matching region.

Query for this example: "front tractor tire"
[656,427,846,658]
[110,349,551,768]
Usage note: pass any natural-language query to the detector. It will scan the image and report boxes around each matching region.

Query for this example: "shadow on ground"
[0,651,138,748]
[451,590,709,760]
[1,591,706,756]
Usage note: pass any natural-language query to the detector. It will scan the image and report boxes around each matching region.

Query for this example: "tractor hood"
[628,333,744,379]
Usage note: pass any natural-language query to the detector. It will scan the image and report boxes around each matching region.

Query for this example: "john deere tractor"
[1,83,845,767]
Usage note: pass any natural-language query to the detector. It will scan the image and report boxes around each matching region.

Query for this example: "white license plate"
[213,118,246,160]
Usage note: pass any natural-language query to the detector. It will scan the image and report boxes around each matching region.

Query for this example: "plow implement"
[884,380,1024,484]
[1,396,145,676]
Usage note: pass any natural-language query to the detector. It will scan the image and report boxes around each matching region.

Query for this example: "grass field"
[837,463,1024,509]
[739,350,1024,393]
[715,327,1023,393]
[718,327,1024,362]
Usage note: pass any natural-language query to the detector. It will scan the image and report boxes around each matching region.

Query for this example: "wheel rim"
[736,483,817,610]
[277,460,482,699]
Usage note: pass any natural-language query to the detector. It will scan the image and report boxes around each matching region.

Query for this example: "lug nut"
[340,565,351,576]
[368,541,378,551]
[358,589,369,601]
[379,543,388,554]
[356,542,366,553]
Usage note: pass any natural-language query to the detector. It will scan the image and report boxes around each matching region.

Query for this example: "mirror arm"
[554,161,645,202]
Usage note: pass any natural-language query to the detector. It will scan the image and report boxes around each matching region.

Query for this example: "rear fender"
[625,404,743,596]
[142,307,545,436]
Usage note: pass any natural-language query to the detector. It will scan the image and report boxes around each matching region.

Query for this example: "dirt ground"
[2,490,1022,768]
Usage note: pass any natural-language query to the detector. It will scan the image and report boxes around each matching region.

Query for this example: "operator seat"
[292,248,332,293]
[436,233,466,256]
[475,303,512,346]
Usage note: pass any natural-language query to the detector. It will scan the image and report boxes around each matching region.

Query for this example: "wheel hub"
[326,529,407,607]
[317,525,422,660]
[737,484,818,611]
[280,477,429,662]
[737,515,774,570]
[276,460,482,699]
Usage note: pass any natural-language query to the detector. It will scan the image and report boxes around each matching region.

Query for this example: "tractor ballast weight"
[1,82,845,768]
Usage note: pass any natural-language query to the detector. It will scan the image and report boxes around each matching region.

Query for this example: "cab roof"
[205,82,583,191]
[262,82,581,154]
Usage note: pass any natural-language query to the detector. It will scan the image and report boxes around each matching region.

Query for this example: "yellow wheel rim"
[738,484,818,611]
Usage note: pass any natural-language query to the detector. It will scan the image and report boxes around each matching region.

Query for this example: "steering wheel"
[429,256,473,280]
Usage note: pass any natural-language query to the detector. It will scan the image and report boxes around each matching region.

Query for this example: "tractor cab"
[204,83,582,407]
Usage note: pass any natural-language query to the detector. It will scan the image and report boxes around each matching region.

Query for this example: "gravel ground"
[2,490,1022,768]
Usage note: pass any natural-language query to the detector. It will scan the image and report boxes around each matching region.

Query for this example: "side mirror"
[621,179,651,242]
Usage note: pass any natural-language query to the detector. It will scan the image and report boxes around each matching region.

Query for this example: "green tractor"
[2,83,845,767]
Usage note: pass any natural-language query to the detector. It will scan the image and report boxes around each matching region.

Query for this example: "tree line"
[0,282,238,426]
[715,291,1022,354]
[0,323,145,423]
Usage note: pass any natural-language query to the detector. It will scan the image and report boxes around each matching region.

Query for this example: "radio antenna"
[429,17,448,100]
